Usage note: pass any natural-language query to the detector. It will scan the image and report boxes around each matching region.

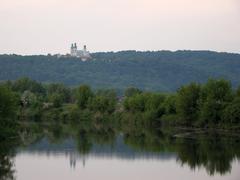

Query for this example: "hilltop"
[0,50,240,91]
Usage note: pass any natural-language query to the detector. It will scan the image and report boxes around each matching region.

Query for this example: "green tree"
[176,83,201,125]
[199,79,233,125]
[124,93,146,112]
[145,93,166,117]
[0,85,19,119]
[223,97,240,124]
[49,93,64,108]
[162,95,177,115]
[0,85,19,139]
[76,85,93,109]
[46,83,71,103]
[88,95,117,113]
[12,77,45,95]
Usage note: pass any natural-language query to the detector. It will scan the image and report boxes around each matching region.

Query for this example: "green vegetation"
[0,77,240,141]
[176,82,201,125]
[0,78,118,128]
[0,85,19,140]
[0,51,240,91]
[76,85,93,109]
[123,79,240,129]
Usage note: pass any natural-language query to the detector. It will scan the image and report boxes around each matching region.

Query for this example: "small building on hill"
[70,43,91,61]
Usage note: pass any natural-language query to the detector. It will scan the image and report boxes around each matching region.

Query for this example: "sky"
[0,0,240,55]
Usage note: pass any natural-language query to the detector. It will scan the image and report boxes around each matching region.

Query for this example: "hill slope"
[0,50,240,91]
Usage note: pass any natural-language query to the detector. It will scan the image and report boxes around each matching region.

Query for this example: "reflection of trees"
[124,130,166,152]
[76,130,92,155]
[0,141,18,180]
[176,133,240,175]
[16,117,240,176]
[18,119,118,156]
[123,127,240,175]
[75,127,117,154]
[92,128,116,145]
[45,123,68,144]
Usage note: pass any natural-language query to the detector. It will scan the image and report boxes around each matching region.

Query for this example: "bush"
[223,97,240,124]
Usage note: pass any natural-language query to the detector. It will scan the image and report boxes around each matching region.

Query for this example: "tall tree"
[76,85,93,109]
[176,83,201,125]
[0,85,19,139]
[199,79,233,125]
[223,97,240,124]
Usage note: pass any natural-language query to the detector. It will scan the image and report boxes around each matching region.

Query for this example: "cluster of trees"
[1,50,240,91]
[123,79,240,128]
[0,78,117,124]
[1,77,240,141]
[176,79,240,127]
[75,85,117,113]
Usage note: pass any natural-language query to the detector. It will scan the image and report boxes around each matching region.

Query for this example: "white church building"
[70,43,91,61]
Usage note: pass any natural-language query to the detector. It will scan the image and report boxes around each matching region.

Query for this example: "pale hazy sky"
[0,0,240,55]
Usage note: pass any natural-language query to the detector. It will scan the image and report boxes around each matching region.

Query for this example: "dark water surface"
[1,125,240,180]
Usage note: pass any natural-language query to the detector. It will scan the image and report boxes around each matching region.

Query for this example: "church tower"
[70,43,91,60]
[70,43,78,56]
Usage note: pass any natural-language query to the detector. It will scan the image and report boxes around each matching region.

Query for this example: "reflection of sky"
[14,136,240,180]
[16,136,177,162]
[0,0,240,54]
[15,154,240,180]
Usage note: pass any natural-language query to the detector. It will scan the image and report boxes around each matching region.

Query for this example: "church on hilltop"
[70,43,91,61]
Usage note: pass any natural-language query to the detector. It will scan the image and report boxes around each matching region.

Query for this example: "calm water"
[13,134,240,180]
[1,125,240,180]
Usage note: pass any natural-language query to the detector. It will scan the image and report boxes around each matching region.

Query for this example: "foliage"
[123,79,240,128]
[199,79,233,126]
[12,77,45,95]
[176,83,201,125]
[223,97,240,124]
[162,95,177,115]
[124,93,146,112]
[76,85,93,109]
[0,51,240,91]
[45,83,71,103]
[0,85,19,139]
[0,85,19,119]
[88,95,116,113]
[1,77,240,141]
[48,93,64,108]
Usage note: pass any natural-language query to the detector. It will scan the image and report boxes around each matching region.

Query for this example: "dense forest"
[0,77,240,141]
[0,50,240,91]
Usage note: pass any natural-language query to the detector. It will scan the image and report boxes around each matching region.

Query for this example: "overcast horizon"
[1,0,240,55]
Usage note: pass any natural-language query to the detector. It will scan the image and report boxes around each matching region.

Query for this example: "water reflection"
[0,141,18,180]
[1,123,240,180]
[124,129,240,176]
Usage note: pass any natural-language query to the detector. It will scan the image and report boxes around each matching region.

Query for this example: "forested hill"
[0,50,240,91]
